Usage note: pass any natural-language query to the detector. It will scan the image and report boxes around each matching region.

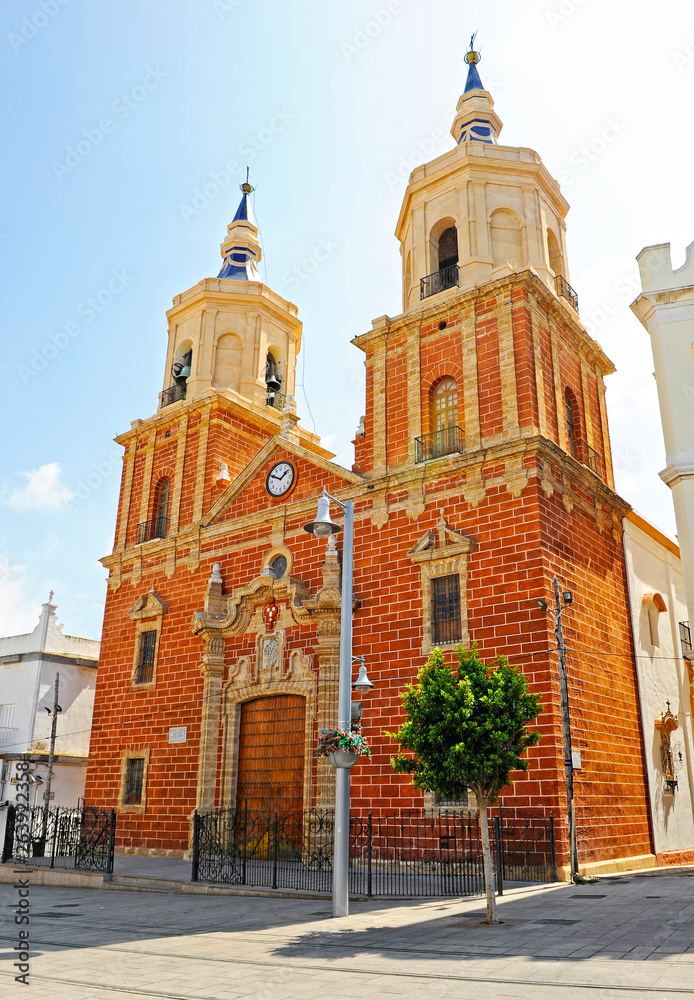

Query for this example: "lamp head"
[536,599,548,611]
[562,590,573,605]
[352,661,375,694]
[303,491,341,538]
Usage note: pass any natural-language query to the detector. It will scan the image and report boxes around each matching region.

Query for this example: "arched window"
[213,333,242,391]
[490,208,523,270]
[565,389,578,459]
[547,229,562,277]
[154,478,171,537]
[265,351,283,407]
[431,378,459,432]
[438,227,458,271]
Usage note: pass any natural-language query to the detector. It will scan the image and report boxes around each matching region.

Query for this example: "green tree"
[388,646,542,923]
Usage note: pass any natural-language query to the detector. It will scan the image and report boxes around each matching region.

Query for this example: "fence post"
[549,811,558,882]
[272,810,278,890]
[50,807,59,869]
[191,811,199,882]
[242,798,248,885]
[494,815,503,896]
[367,812,373,897]
[106,809,116,876]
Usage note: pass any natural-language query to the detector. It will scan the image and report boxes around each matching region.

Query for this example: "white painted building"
[0,596,99,846]
[623,511,694,863]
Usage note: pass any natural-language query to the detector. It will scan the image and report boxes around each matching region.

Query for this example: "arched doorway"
[236,695,306,815]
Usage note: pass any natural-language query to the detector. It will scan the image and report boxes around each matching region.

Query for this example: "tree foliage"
[388,645,543,803]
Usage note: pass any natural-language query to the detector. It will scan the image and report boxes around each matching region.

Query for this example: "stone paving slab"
[1,868,694,998]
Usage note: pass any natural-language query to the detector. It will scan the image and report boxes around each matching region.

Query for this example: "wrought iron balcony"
[415,426,464,463]
[160,383,187,407]
[585,445,604,477]
[136,516,169,544]
[555,275,579,313]
[266,390,285,410]
[679,621,692,658]
[420,263,459,300]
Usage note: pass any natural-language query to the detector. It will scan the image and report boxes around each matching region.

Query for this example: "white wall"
[623,514,694,856]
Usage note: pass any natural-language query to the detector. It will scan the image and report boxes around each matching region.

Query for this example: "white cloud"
[3,463,74,511]
[0,557,42,637]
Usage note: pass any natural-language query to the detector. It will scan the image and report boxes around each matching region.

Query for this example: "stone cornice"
[352,271,615,375]
[200,435,364,529]
[101,432,629,581]
[395,143,569,240]
[660,451,694,488]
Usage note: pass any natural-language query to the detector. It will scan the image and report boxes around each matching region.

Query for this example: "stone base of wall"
[115,846,188,859]
[656,849,694,867]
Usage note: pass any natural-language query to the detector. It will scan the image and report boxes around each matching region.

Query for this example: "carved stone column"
[195,631,225,812]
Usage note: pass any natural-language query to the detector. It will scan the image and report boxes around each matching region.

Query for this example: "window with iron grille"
[432,575,461,644]
[134,630,157,685]
[123,757,145,805]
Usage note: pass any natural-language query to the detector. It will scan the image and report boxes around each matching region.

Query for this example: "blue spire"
[464,57,485,93]
[450,36,502,146]
[463,34,485,92]
[217,172,262,281]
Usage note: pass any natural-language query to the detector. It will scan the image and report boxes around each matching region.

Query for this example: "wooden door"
[236,695,306,815]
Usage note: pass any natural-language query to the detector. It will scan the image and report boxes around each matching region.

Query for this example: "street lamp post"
[304,489,354,918]
[537,576,578,879]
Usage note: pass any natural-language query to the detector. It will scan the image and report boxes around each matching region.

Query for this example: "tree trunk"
[478,793,498,924]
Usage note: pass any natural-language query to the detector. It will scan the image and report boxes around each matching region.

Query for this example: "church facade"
[85,51,662,876]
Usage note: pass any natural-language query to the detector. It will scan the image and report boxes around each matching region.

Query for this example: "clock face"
[266,460,297,498]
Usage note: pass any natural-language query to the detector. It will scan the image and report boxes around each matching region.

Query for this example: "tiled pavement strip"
[1,868,694,999]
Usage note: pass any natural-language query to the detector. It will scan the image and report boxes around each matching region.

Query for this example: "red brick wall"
[88,277,650,868]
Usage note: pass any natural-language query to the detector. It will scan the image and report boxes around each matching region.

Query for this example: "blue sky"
[1,0,693,639]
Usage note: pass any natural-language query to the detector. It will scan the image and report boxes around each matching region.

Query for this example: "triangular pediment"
[407,511,475,564]
[128,587,169,621]
[200,434,363,529]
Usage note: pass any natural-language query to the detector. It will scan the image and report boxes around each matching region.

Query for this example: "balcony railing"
[420,264,459,300]
[585,445,604,478]
[266,390,285,411]
[160,383,187,408]
[555,275,579,313]
[136,516,169,544]
[415,426,464,463]
[679,621,692,658]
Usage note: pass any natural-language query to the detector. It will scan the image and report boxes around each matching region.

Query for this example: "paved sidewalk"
[1,867,694,998]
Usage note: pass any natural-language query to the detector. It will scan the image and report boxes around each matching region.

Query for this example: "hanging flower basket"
[317,729,371,769]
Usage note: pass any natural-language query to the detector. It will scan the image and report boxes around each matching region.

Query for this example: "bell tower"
[160,178,300,413]
[397,47,570,316]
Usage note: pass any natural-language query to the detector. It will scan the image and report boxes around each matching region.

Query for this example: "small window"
[123,757,145,806]
[436,791,469,808]
[0,704,15,745]
[438,227,458,271]
[565,389,577,459]
[135,631,157,685]
[154,479,171,537]
[269,555,288,579]
[432,379,458,432]
[432,575,461,644]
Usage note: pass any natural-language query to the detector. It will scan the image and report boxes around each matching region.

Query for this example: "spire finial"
[451,33,502,144]
[465,32,480,64]
[218,169,261,280]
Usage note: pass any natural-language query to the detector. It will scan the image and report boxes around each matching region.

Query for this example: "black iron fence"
[160,383,187,407]
[136,515,169,544]
[420,264,459,299]
[555,275,579,313]
[415,426,464,463]
[2,804,116,873]
[192,806,556,895]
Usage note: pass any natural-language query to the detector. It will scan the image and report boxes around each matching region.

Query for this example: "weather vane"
[465,31,480,64]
